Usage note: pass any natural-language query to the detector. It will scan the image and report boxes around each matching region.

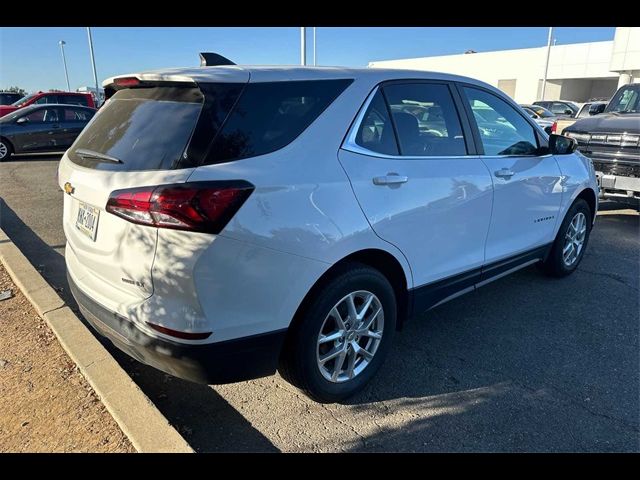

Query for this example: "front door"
[339,82,493,309]
[458,85,563,269]
[13,107,61,152]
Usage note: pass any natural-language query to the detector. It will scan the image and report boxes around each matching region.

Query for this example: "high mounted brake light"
[114,77,141,88]
[106,181,254,234]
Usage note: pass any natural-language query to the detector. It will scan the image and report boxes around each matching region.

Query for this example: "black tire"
[540,198,592,277]
[279,262,396,403]
[0,138,12,161]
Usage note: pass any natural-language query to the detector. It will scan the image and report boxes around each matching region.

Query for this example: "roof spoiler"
[199,52,236,67]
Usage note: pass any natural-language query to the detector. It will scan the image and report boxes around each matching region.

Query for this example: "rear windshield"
[68,79,352,171]
[68,87,205,171]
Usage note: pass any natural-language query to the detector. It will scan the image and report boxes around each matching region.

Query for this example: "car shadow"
[0,198,278,452]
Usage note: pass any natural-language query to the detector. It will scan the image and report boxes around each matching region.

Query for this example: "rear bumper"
[67,272,287,384]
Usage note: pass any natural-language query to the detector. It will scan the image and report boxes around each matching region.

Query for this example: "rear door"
[58,83,235,302]
[458,85,562,267]
[339,82,493,306]
[60,107,94,147]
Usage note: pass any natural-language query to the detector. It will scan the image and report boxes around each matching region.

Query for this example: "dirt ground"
[0,264,134,453]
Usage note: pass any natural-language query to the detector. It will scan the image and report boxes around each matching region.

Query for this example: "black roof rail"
[199,52,236,67]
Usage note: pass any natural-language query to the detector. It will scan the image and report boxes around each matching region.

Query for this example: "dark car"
[0,104,96,161]
[0,92,23,106]
[533,100,579,118]
[564,83,640,204]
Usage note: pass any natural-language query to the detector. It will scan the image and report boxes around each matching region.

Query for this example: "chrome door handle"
[373,173,409,186]
[494,168,515,179]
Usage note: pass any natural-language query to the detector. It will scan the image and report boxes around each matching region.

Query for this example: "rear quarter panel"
[179,77,414,341]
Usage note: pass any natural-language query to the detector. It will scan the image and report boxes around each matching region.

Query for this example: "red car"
[0,91,96,118]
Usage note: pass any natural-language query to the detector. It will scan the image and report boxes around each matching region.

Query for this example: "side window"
[63,108,93,122]
[382,83,466,156]
[35,95,58,104]
[355,90,398,155]
[463,87,538,156]
[63,95,88,106]
[207,80,352,163]
[23,108,59,123]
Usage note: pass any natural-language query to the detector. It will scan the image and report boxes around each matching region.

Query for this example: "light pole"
[300,27,307,66]
[86,27,100,106]
[541,27,554,101]
[313,27,317,66]
[59,40,71,91]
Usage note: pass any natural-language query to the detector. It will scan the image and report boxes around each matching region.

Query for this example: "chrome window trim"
[341,85,475,160]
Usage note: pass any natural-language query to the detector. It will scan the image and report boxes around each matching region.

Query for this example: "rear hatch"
[59,71,249,303]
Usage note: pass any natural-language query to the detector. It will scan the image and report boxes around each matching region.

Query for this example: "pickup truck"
[552,101,608,135]
[564,83,640,205]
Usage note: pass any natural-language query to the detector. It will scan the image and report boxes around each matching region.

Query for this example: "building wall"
[369,31,640,104]
[610,27,640,73]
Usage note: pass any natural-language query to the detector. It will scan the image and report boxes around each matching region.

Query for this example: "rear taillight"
[551,121,557,134]
[106,181,254,234]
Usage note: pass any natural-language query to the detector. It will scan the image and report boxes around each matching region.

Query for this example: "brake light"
[551,121,557,134]
[114,77,140,88]
[106,181,254,234]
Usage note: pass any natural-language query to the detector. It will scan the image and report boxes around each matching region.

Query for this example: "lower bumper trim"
[67,272,287,385]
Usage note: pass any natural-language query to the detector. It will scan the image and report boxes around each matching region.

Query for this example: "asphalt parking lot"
[1,154,638,452]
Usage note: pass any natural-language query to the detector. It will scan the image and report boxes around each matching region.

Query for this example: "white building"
[76,85,105,104]
[369,27,640,104]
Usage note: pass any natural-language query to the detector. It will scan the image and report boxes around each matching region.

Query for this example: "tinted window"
[62,108,94,122]
[34,95,58,104]
[206,80,352,164]
[355,90,398,155]
[68,87,204,171]
[23,108,59,123]
[383,83,466,156]
[61,95,89,106]
[463,87,538,156]
[0,93,21,105]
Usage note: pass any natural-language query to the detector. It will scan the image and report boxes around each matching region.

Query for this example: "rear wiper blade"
[75,148,123,164]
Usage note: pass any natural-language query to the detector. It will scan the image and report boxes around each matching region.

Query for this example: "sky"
[0,27,616,93]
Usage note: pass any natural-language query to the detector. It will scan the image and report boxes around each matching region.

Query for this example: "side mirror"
[16,117,28,124]
[549,134,577,155]
[564,109,573,115]
[589,103,606,115]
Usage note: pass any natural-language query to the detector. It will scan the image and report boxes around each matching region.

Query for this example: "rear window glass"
[62,95,89,106]
[68,87,204,171]
[205,79,352,164]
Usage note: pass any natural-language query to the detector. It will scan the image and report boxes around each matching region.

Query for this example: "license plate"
[75,202,100,241]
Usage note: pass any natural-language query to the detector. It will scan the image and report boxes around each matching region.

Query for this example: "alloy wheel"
[316,290,384,383]
[563,212,587,266]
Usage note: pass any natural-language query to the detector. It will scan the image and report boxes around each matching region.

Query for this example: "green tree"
[5,86,27,96]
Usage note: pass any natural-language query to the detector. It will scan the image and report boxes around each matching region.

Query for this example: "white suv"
[58,65,598,402]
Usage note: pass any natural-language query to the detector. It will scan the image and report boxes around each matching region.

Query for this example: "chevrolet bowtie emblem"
[64,182,75,195]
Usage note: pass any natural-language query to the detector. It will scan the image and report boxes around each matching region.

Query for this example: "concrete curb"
[0,227,194,453]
